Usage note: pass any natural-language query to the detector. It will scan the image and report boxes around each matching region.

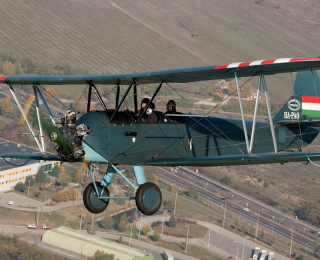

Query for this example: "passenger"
[139,98,158,124]
[165,100,176,115]
[165,100,183,123]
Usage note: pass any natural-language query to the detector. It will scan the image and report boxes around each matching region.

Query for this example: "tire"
[83,182,110,214]
[135,182,162,215]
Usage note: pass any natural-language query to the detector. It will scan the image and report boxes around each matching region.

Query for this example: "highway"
[158,166,319,252]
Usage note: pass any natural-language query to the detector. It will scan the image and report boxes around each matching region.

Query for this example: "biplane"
[1,58,320,215]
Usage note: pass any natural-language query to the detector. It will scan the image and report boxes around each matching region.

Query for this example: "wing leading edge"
[1,58,320,85]
[145,152,320,167]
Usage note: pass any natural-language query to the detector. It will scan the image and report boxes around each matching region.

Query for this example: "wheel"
[135,182,162,215]
[83,182,110,214]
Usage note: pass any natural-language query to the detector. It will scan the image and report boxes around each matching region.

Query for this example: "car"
[7,201,15,205]
[27,224,36,229]
[243,207,250,211]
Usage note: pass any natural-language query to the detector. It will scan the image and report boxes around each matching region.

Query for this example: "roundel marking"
[287,99,301,111]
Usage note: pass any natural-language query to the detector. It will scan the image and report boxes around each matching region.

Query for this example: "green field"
[0,0,320,100]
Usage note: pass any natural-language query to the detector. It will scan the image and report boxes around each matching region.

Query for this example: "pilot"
[139,98,158,124]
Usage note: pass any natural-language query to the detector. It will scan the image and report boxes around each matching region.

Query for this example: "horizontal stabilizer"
[277,120,320,127]
[145,152,320,167]
[0,153,63,161]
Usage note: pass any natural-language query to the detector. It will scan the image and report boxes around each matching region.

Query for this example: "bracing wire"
[73,85,88,111]
[37,84,69,110]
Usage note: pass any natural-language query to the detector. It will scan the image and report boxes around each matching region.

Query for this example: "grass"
[153,222,208,239]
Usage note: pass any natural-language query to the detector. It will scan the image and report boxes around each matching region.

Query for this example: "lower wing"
[145,152,320,167]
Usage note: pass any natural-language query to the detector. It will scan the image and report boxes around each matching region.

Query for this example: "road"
[159,166,318,253]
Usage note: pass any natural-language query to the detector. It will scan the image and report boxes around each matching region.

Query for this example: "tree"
[210,86,217,96]
[248,225,255,236]
[87,250,116,260]
[118,236,123,244]
[14,182,26,192]
[168,216,177,227]
[291,252,296,258]
[220,176,231,186]
[228,81,238,95]
[152,230,161,242]
[241,223,246,232]
[259,230,265,240]
[170,184,178,194]
[115,190,125,205]
[142,223,151,235]
[75,169,84,184]
[35,167,47,183]
[51,164,61,177]
[2,61,15,75]
[25,176,35,186]
[102,214,113,230]
[43,87,60,102]
[0,96,14,117]
[217,91,224,99]
[186,186,197,199]
[313,240,319,255]
[270,236,275,245]
[58,167,70,186]
[234,220,239,228]
[118,221,127,232]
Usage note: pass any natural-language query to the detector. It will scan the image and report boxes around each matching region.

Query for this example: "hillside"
[0,0,320,100]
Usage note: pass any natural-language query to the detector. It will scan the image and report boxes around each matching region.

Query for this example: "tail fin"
[273,70,320,123]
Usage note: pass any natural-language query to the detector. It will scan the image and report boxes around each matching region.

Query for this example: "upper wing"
[144,152,320,167]
[1,58,320,85]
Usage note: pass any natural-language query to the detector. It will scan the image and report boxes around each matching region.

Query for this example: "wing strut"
[33,85,46,154]
[110,81,135,122]
[8,84,44,154]
[235,72,250,153]
[234,72,278,154]
[262,75,278,153]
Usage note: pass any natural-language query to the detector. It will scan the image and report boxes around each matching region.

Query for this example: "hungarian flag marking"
[302,96,320,117]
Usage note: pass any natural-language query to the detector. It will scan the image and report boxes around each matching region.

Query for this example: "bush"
[264,181,269,188]
[24,176,35,186]
[258,177,262,182]
[142,223,151,235]
[14,182,26,192]
[176,217,197,225]
[220,176,231,186]
[151,221,162,228]
[186,186,198,199]
[296,255,303,260]
[291,252,296,258]
[39,183,46,191]
[168,216,177,227]
[118,236,123,244]
[152,230,161,242]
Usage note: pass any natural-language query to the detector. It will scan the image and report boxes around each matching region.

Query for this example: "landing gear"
[83,182,110,214]
[135,182,162,215]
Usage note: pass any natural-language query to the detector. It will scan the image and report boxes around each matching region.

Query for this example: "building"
[43,226,154,260]
[0,138,59,192]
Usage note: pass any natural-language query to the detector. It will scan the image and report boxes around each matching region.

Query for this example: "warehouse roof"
[42,226,154,260]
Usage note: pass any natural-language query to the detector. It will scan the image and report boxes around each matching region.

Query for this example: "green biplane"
[1,58,320,215]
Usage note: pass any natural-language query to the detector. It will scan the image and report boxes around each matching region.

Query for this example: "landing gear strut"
[83,165,162,216]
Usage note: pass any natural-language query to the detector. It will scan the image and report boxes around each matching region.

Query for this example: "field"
[0,0,320,99]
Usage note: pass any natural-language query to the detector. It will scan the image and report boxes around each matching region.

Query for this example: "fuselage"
[77,110,319,165]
